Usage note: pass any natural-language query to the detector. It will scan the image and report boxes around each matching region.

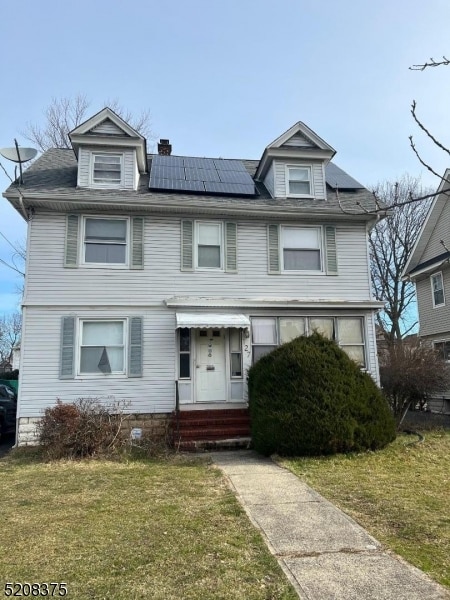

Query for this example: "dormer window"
[91,153,123,187]
[286,165,313,197]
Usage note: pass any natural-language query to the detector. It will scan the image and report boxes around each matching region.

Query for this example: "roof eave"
[256,146,336,180]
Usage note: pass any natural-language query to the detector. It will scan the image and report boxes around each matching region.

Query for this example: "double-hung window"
[286,166,312,197]
[83,217,128,265]
[229,329,243,377]
[431,272,445,307]
[196,222,222,269]
[282,226,322,271]
[79,320,126,375]
[92,153,123,186]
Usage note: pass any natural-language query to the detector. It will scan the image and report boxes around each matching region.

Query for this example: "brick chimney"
[158,139,172,156]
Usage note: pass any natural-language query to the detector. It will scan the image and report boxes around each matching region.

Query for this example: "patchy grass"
[0,452,296,600]
[281,430,450,588]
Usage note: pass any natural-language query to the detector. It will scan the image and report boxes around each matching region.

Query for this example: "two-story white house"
[403,170,450,415]
[3,107,383,446]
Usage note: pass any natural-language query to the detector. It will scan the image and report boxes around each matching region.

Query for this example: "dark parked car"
[0,384,17,438]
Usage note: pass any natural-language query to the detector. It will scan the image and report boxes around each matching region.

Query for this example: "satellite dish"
[0,147,37,163]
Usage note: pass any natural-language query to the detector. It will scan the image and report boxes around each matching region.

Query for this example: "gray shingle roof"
[4,148,380,216]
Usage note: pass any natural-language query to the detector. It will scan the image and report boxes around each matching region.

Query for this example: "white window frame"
[431,272,445,307]
[90,152,124,188]
[194,221,224,271]
[281,225,324,273]
[77,318,127,377]
[285,164,314,198]
[81,215,130,268]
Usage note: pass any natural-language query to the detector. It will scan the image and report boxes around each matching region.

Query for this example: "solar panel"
[185,167,221,182]
[214,159,247,172]
[183,157,216,169]
[218,170,253,184]
[151,178,206,192]
[325,162,363,189]
[204,181,255,195]
[151,165,185,180]
[152,155,184,167]
[149,154,256,196]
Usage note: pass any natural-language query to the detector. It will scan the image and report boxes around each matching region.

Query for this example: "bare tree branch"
[22,95,154,151]
[0,312,22,363]
[409,56,450,71]
[369,176,431,343]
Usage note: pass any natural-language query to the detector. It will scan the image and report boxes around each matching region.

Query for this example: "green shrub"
[248,333,396,456]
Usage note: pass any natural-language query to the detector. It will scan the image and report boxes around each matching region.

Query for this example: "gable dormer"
[255,122,336,200]
[69,107,147,191]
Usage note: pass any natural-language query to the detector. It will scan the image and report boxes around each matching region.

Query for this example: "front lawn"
[281,430,450,588]
[0,453,296,600]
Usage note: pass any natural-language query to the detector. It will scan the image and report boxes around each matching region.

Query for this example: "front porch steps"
[171,408,251,451]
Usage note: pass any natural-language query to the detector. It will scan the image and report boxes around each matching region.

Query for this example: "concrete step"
[176,437,252,452]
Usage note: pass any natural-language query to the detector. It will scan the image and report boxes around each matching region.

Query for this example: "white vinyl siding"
[263,162,275,197]
[19,307,172,417]
[26,213,372,305]
[431,272,445,307]
[77,147,136,190]
[90,119,127,136]
[281,132,315,148]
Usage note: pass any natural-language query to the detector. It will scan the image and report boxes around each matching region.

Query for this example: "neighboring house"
[3,107,383,446]
[403,169,450,415]
[0,358,12,373]
[12,343,20,371]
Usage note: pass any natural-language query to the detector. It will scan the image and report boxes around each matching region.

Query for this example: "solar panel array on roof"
[149,155,256,196]
[325,162,363,189]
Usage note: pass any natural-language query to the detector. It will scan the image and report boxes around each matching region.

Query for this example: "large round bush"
[248,333,396,456]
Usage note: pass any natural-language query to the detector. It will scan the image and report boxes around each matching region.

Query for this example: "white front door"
[195,329,227,402]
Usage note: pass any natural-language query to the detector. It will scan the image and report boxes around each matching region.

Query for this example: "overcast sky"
[1,0,450,315]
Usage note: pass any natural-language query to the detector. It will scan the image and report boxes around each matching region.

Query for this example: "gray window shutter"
[60,316,75,379]
[267,224,280,274]
[181,220,194,271]
[128,317,143,377]
[131,217,144,269]
[65,215,79,267]
[325,225,338,275]
[225,222,237,273]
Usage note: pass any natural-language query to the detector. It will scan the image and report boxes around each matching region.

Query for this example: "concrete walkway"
[212,450,449,600]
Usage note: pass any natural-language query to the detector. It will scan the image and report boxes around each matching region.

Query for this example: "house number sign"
[208,338,213,358]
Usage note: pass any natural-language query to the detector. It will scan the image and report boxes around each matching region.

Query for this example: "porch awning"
[175,312,250,329]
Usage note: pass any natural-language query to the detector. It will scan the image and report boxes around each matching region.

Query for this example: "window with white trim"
[196,222,223,269]
[92,153,123,186]
[282,226,322,271]
[79,320,126,375]
[434,340,450,362]
[286,166,312,197]
[251,316,366,367]
[179,328,191,378]
[229,329,243,377]
[83,217,128,265]
[431,272,445,307]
